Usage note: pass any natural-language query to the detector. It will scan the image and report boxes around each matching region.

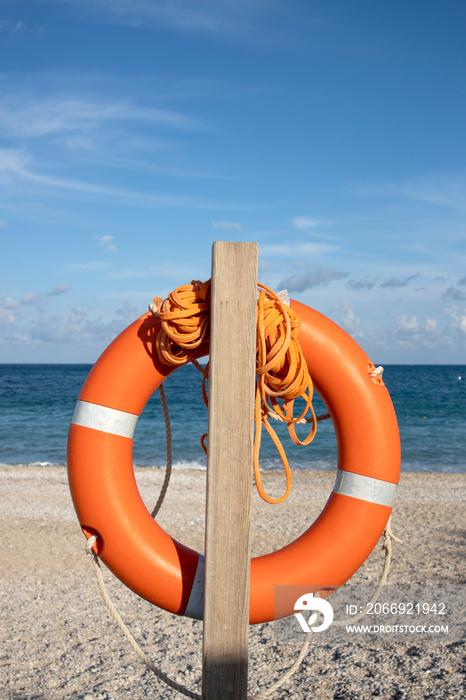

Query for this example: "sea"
[0,363,464,473]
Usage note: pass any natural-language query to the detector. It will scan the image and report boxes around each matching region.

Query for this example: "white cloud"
[261,242,337,258]
[339,300,362,337]
[0,220,8,228]
[0,20,23,34]
[0,148,32,174]
[21,292,44,306]
[95,234,116,252]
[106,269,150,279]
[395,315,419,332]
[0,146,228,209]
[291,216,328,230]
[49,284,71,295]
[0,295,20,324]
[68,261,111,272]
[114,301,143,323]
[71,0,230,33]
[26,301,143,348]
[0,97,198,140]
[445,306,466,334]
[0,291,145,356]
[68,306,87,325]
[212,221,243,230]
[392,315,450,349]
[106,262,205,281]
[353,174,466,211]
[52,0,293,45]
[19,285,71,307]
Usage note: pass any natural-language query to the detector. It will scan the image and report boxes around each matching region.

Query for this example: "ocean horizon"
[0,363,464,474]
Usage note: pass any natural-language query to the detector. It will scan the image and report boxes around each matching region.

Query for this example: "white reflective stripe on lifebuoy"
[184,553,205,620]
[71,400,138,439]
[332,470,396,508]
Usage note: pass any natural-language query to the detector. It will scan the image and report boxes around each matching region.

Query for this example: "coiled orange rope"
[151,280,211,366]
[150,280,317,503]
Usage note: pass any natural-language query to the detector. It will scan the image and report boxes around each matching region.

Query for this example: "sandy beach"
[1,465,464,699]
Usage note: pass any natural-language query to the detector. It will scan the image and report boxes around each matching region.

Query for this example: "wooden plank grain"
[202,241,258,700]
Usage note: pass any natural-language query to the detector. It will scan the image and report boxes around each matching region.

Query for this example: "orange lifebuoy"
[67,300,400,624]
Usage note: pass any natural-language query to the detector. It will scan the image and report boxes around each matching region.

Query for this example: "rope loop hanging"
[254,283,317,503]
[150,279,319,504]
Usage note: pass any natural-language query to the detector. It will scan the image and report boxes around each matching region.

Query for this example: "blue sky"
[0,0,465,363]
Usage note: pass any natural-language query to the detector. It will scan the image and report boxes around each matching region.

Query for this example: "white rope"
[248,634,311,699]
[86,537,201,700]
[85,533,314,699]
[267,410,331,425]
[369,366,384,378]
[85,519,399,699]
[332,516,402,627]
[83,358,400,698]
[82,360,315,697]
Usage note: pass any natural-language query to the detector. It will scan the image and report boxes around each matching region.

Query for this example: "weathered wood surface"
[202,241,258,700]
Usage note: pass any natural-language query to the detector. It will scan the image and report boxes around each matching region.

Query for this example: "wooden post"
[202,241,258,700]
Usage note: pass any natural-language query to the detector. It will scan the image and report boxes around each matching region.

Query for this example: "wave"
[0,461,67,469]
[133,459,207,471]
[1,459,464,474]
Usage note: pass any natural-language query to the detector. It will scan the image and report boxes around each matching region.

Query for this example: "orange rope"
[253,283,317,502]
[150,281,211,448]
[151,280,211,366]
[151,280,318,504]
